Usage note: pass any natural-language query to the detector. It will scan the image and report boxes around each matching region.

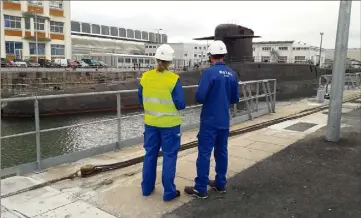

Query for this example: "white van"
[53,58,68,67]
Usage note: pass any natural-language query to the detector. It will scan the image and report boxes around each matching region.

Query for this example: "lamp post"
[34,8,39,63]
[325,0,352,142]
[318,32,324,67]
[155,28,162,47]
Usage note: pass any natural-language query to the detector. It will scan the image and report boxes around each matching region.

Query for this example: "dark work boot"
[184,186,208,199]
[208,180,226,193]
[164,190,181,202]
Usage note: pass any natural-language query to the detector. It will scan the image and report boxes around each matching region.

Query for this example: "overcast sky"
[71,1,360,49]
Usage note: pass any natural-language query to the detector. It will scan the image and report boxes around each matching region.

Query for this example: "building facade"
[70,20,168,57]
[252,41,326,66]
[144,40,327,68]
[0,0,71,60]
[145,42,208,68]
[71,21,167,45]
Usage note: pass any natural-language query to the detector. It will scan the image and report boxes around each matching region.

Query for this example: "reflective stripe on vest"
[143,97,174,105]
[140,69,182,128]
[144,110,180,117]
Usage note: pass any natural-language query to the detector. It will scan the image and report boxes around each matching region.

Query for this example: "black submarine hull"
[1,63,340,117]
[3,22,357,117]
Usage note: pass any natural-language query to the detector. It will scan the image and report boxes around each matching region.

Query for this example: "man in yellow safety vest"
[138,44,186,202]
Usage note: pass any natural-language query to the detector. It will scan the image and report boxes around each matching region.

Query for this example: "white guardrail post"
[34,99,42,171]
[116,93,122,150]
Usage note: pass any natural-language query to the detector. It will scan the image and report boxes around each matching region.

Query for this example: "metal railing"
[0,79,277,177]
[319,72,361,93]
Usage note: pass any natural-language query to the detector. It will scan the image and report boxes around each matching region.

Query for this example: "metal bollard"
[317,88,325,103]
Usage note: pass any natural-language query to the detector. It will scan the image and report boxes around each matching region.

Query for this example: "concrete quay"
[1,90,360,218]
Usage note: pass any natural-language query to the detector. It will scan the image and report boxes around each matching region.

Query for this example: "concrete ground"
[164,105,361,218]
[1,91,360,218]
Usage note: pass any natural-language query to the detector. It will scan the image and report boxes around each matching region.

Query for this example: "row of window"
[71,21,167,42]
[293,47,310,51]
[5,41,65,56]
[145,45,157,49]
[254,47,314,51]
[4,15,64,33]
[6,0,64,9]
[259,56,306,61]
[194,46,207,50]
[118,58,152,64]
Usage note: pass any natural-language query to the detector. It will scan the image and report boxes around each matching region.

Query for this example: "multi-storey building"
[0,0,71,60]
[145,42,208,68]
[252,41,326,66]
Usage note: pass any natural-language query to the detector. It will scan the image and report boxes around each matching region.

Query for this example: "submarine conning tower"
[194,23,260,63]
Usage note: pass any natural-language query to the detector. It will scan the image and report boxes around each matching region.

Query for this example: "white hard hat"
[207,40,227,55]
[155,44,175,62]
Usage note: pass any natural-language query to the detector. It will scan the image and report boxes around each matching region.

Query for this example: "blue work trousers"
[141,124,181,201]
[195,123,229,193]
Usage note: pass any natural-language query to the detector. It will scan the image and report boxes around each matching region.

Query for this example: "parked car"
[1,58,7,67]
[38,59,56,68]
[97,61,108,68]
[53,58,68,67]
[25,59,40,67]
[76,60,89,68]
[12,59,28,67]
[82,59,102,68]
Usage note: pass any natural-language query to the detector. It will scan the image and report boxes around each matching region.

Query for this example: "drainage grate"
[284,122,318,132]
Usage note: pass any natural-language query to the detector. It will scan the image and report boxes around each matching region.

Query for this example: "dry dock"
[1,89,360,218]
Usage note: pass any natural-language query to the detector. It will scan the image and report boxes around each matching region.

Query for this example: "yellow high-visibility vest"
[140,69,182,128]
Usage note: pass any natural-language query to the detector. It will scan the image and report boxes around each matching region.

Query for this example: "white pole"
[0,0,3,204]
[35,9,38,63]
[318,32,324,67]
[325,0,352,142]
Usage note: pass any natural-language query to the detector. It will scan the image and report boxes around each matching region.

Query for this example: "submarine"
[0,23,346,117]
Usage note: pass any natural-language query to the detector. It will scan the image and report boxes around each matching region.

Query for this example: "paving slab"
[32,200,117,218]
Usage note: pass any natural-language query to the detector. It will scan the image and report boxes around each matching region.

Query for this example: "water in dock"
[1,108,201,168]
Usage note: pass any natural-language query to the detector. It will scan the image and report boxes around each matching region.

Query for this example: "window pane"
[4,15,22,29]
[134,30,141,39]
[162,34,167,43]
[142,31,148,40]
[101,25,109,35]
[50,21,64,33]
[92,24,100,34]
[82,23,91,33]
[29,43,45,55]
[119,28,126,37]
[110,27,118,36]
[71,21,81,32]
[149,32,155,42]
[14,42,22,49]
[127,29,134,38]
[50,0,63,9]
[51,44,65,55]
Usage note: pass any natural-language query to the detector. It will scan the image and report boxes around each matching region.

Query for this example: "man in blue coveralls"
[184,40,239,199]
[138,44,186,202]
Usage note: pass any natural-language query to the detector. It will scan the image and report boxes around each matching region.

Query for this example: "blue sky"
[71,1,361,48]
